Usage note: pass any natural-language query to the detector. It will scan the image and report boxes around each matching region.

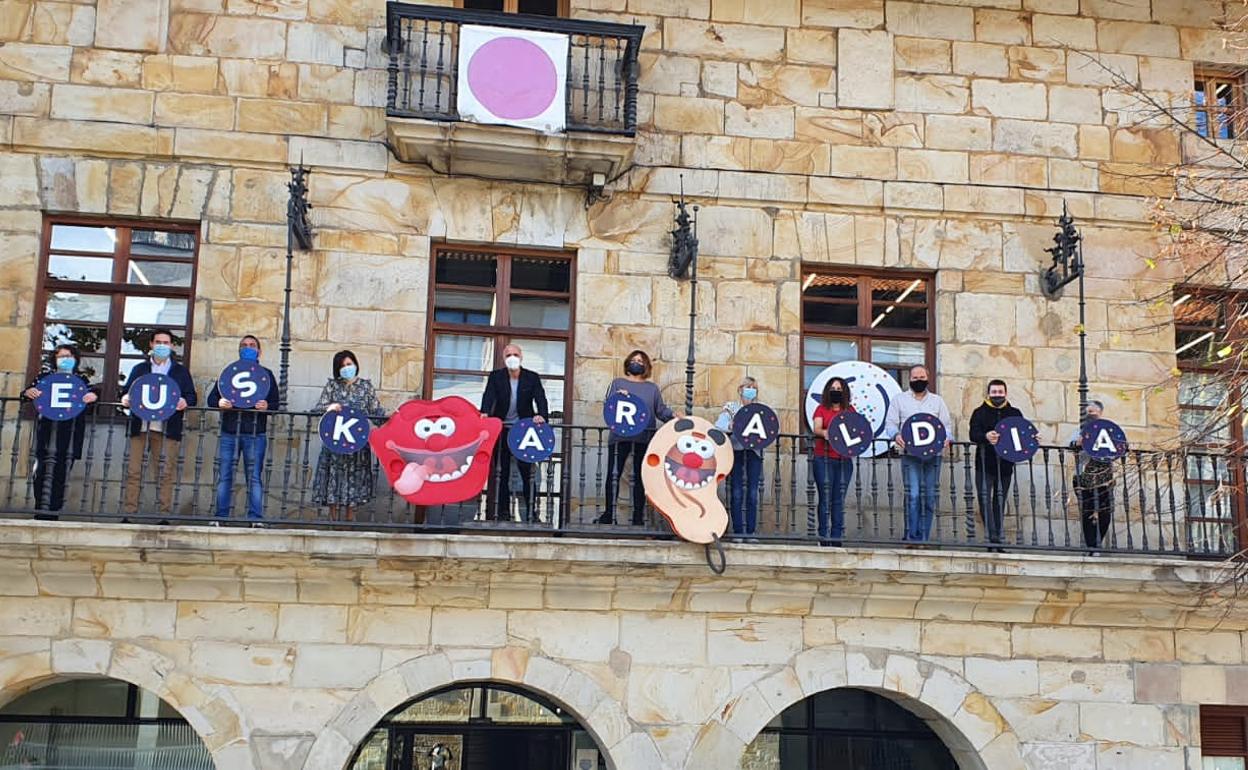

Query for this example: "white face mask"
[504,355,521,371]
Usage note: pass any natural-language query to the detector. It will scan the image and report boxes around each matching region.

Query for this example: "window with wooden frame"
[457,0,567,16]
[800,268,935,399]
[28,218,199,403]
[1173,287,1246,553]
[426,245,574,419]
[1194,68,1246,140]
[1202,706,1248,769]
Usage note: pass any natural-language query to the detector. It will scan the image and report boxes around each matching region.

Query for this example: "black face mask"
[910,380,928,393]
[626,361,645,376]
[989,396,1007,408]
[829,391,843,404]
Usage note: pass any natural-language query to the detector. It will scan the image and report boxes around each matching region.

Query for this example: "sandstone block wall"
[0,522,1244,769]
[0,0,1226,440]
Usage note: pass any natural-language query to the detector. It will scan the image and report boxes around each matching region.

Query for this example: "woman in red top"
[811,376,854,545]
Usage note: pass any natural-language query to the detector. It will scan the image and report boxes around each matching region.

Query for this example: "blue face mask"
[239,347,260,362]
[56,357,75,372]
[742,387,758,401]
[152,344,172,360]
[339,365,357,380]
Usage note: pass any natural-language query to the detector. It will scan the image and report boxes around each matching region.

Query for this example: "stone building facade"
[1,0,1246,768]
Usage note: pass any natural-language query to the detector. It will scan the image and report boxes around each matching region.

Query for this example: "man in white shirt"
[884,365,953,543]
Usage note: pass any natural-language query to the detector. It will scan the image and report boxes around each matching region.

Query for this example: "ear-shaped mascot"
[641,416,734,545]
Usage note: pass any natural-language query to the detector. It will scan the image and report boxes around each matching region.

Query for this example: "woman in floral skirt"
[312,350,385,521]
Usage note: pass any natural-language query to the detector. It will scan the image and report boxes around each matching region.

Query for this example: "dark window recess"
[1202,706,1248,758]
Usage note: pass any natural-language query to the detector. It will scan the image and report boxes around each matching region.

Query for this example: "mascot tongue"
[396,462,430,495]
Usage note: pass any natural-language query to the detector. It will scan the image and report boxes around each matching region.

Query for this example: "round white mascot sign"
[805,361,903,458]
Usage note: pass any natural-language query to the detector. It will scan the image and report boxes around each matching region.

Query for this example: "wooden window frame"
[1174,286,1248,550]
[454,0,571,16]
[1194,68,1247,140]
[28,215,200,403]
[424,243,575,420]
[799,266,936,408]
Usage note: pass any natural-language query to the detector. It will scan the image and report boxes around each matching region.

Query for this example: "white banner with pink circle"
[457,25,568,134]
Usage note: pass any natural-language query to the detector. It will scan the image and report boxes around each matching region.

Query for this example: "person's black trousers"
[975,463,1014,544]
[1079,486,1114,548]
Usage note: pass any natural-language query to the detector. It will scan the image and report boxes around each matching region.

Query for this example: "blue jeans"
[216,433,266,520]
[728,449,763,536]
[902,456,941,541]
[812,456,853,540]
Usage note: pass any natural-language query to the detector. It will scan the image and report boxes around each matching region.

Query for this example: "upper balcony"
[384,2,644,187]
[0,398,1241,564]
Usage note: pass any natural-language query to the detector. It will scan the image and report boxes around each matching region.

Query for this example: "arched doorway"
[0,678,214,769]
[741,688,959,770]
[348,682,605,770]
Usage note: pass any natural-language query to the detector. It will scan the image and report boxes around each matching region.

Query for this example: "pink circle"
[467,36,558,121]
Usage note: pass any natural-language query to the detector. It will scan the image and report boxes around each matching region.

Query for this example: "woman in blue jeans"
[810,377,855,545]
[715,377,765,539]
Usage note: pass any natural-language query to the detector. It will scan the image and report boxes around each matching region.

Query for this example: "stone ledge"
[386,117,635,186]
[0,519,1230,592]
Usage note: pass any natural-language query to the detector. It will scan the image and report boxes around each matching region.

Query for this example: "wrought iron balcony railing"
[385,2,644,135]
[0,398,1241,560]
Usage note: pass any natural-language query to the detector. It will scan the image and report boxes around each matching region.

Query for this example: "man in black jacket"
[207,335,280,524]
[119,329,198,514]
[480,343,549,522]
[967,379,1024,548]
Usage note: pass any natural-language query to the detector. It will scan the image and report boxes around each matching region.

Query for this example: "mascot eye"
[433,417,456,436]
[694,440,715,459]
[414,419,437,439]
[677,436,698,454]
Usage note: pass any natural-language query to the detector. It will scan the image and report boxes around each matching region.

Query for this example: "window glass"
[435,290,496,326]
[391,688,474,723]
[50,224,116,253]
[512,257,570,292]
[510,296,570,330]
[509,338,565,377]
[434,334,493,372]
[123,296,189,326]
[128,260,194,287]
[436,252,497,287]
[48,254,113,282]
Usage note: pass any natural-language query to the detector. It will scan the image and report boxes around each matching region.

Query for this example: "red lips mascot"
[369,396,502,506]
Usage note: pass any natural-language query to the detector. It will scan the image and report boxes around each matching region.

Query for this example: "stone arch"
[687,644,1024,770]
[305,646,658,770]
[0,638,255,770]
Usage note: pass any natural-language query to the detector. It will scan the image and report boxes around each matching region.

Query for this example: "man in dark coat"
[480,343,549,522]
[967,379,1024,548]
[119,328,198,514]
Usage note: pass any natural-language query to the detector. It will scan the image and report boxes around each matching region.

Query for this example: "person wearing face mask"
[312,350,386,522]
[810,376,856,545]
[119,329,198,515]
[480,343,549,523]
[884,365,953,543]
[21,345,100,517]
[207,335,280,525]
[715,376,765,539]
[598,349,675,526]
[968,379,1024,549]
[1068,399,1115,551]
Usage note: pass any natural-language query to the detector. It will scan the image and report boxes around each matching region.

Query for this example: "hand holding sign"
[128,373,182,422]
[32,373,90,422]
[320,406,371,454]
[1082,419,1128,461]
[993,416,1040,463]
[508,418,556,463]
[603,392,650,439]
[901,414,947,459]
[732,403,780,451]
[827,411,873,457]
[217,360,272,410]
